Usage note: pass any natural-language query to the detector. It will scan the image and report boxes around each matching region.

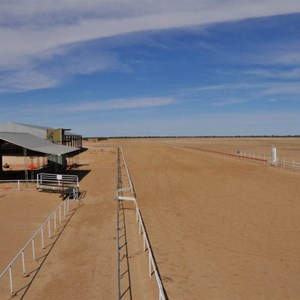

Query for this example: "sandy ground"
[1,138,300,299]
[120,138,300,299]
[0,192,60,269]
[161,137,300,161]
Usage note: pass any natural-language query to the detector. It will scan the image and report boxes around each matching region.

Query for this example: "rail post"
[41,227,45,249]
[32,238,36,261]
[59,205,62,223]
[149,254,152,277]
[54,212,57,231]
[48,219,51,238]
[21,250,26,276]
[9,266,14,295]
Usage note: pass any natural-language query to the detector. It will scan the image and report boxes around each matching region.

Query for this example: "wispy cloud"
[178,81,300,97]
[7,96,177,115]
[245,68,300,79]
[0,47,127,92]
[262,84,300,95]
[0,1,300,91]
[62,97,177,112]
[0,69,59,92]
[210,98,249,107]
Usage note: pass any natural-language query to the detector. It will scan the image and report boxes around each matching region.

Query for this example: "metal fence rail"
[116,147,122,300]
[0,198,73,296]
[275,159,300,172]
[0,173,80,192]
[37,173,79,190]
[162,141,300,173]
[237,152,269,164]
[116,146,167,300]
[0,179,37,191]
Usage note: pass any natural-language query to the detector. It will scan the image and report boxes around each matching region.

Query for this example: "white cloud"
[0,69,59,92]
[245,68,300,79]
[62,96,177,112]
[177,82,300,98]
[263,51,300,65]
[8,96,177,114]
[210,98,248,107]
[1,0,300,91]
[0,48,127,92]
[262,84,300,95]
[1,1,300,68]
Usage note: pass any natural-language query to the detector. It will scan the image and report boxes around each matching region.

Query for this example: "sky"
[0,1,300,137]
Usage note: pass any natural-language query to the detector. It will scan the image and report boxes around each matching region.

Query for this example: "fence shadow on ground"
[1,201,82,300]
[118,200,133,300]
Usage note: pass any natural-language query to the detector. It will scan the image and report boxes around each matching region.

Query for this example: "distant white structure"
[271,146,277,166]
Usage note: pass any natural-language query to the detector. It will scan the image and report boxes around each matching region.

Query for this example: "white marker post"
[271,146,277,166]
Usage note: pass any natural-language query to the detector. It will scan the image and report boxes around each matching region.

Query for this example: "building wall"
[47,129,63,144]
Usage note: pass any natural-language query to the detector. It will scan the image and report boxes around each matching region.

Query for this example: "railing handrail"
[135,204,166,300]
[117,146,167,300]
[161,141,300,174]
[120,148,135,196]
[0,179,37,183]
[37,173,79,187]
[38,173,78,179]
[116,147,121,300]
[0,199,68,279]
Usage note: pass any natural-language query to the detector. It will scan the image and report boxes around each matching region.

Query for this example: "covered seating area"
[0,132,81,179]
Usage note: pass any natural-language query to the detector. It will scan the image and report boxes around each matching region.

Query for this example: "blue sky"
[0,1,300,136]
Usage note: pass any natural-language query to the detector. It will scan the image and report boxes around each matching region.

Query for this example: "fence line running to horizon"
[116,146,167,300]
[273,158,300,172]
[0,197,76,296]
[162,141,300,173]
[236,152,300,172]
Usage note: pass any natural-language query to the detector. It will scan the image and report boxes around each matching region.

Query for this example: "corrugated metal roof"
[11,122,53,131]
[0,132,79,156]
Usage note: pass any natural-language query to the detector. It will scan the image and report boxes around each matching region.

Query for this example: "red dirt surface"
[1,138,300,299]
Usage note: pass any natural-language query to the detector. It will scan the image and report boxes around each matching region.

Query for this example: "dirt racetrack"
[1,138,300,299]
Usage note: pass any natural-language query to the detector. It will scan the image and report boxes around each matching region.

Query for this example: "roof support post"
[23,148,28,181]
[0,148,3,174]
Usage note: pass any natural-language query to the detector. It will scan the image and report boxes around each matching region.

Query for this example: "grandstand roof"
[9,122,51,131]
[0,122,82,138]
[0,132,79,156]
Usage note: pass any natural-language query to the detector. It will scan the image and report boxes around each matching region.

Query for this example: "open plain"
[1,138,300,299]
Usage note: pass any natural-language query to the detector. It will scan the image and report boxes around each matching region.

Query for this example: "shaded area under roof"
[0,132,79,156]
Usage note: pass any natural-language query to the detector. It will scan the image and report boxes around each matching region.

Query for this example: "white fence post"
[32,238,36,261]
[9,266,14,295]
[0,198,76,297]
[41,228,45,249]
[48,219,51,238]
[21,251,26,275]
[54,212,57,231]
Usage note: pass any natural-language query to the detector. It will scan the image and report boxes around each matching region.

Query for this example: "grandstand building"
[0,122,83,177]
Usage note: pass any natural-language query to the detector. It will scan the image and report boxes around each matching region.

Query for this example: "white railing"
[0,173,79,192]
[117,147,166,300]
[0,179,37,191]
[37,173,79,191]
[274,159,300,172]
[0,198,74,296]
[134,202,166,300]
[237,152,270,164]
